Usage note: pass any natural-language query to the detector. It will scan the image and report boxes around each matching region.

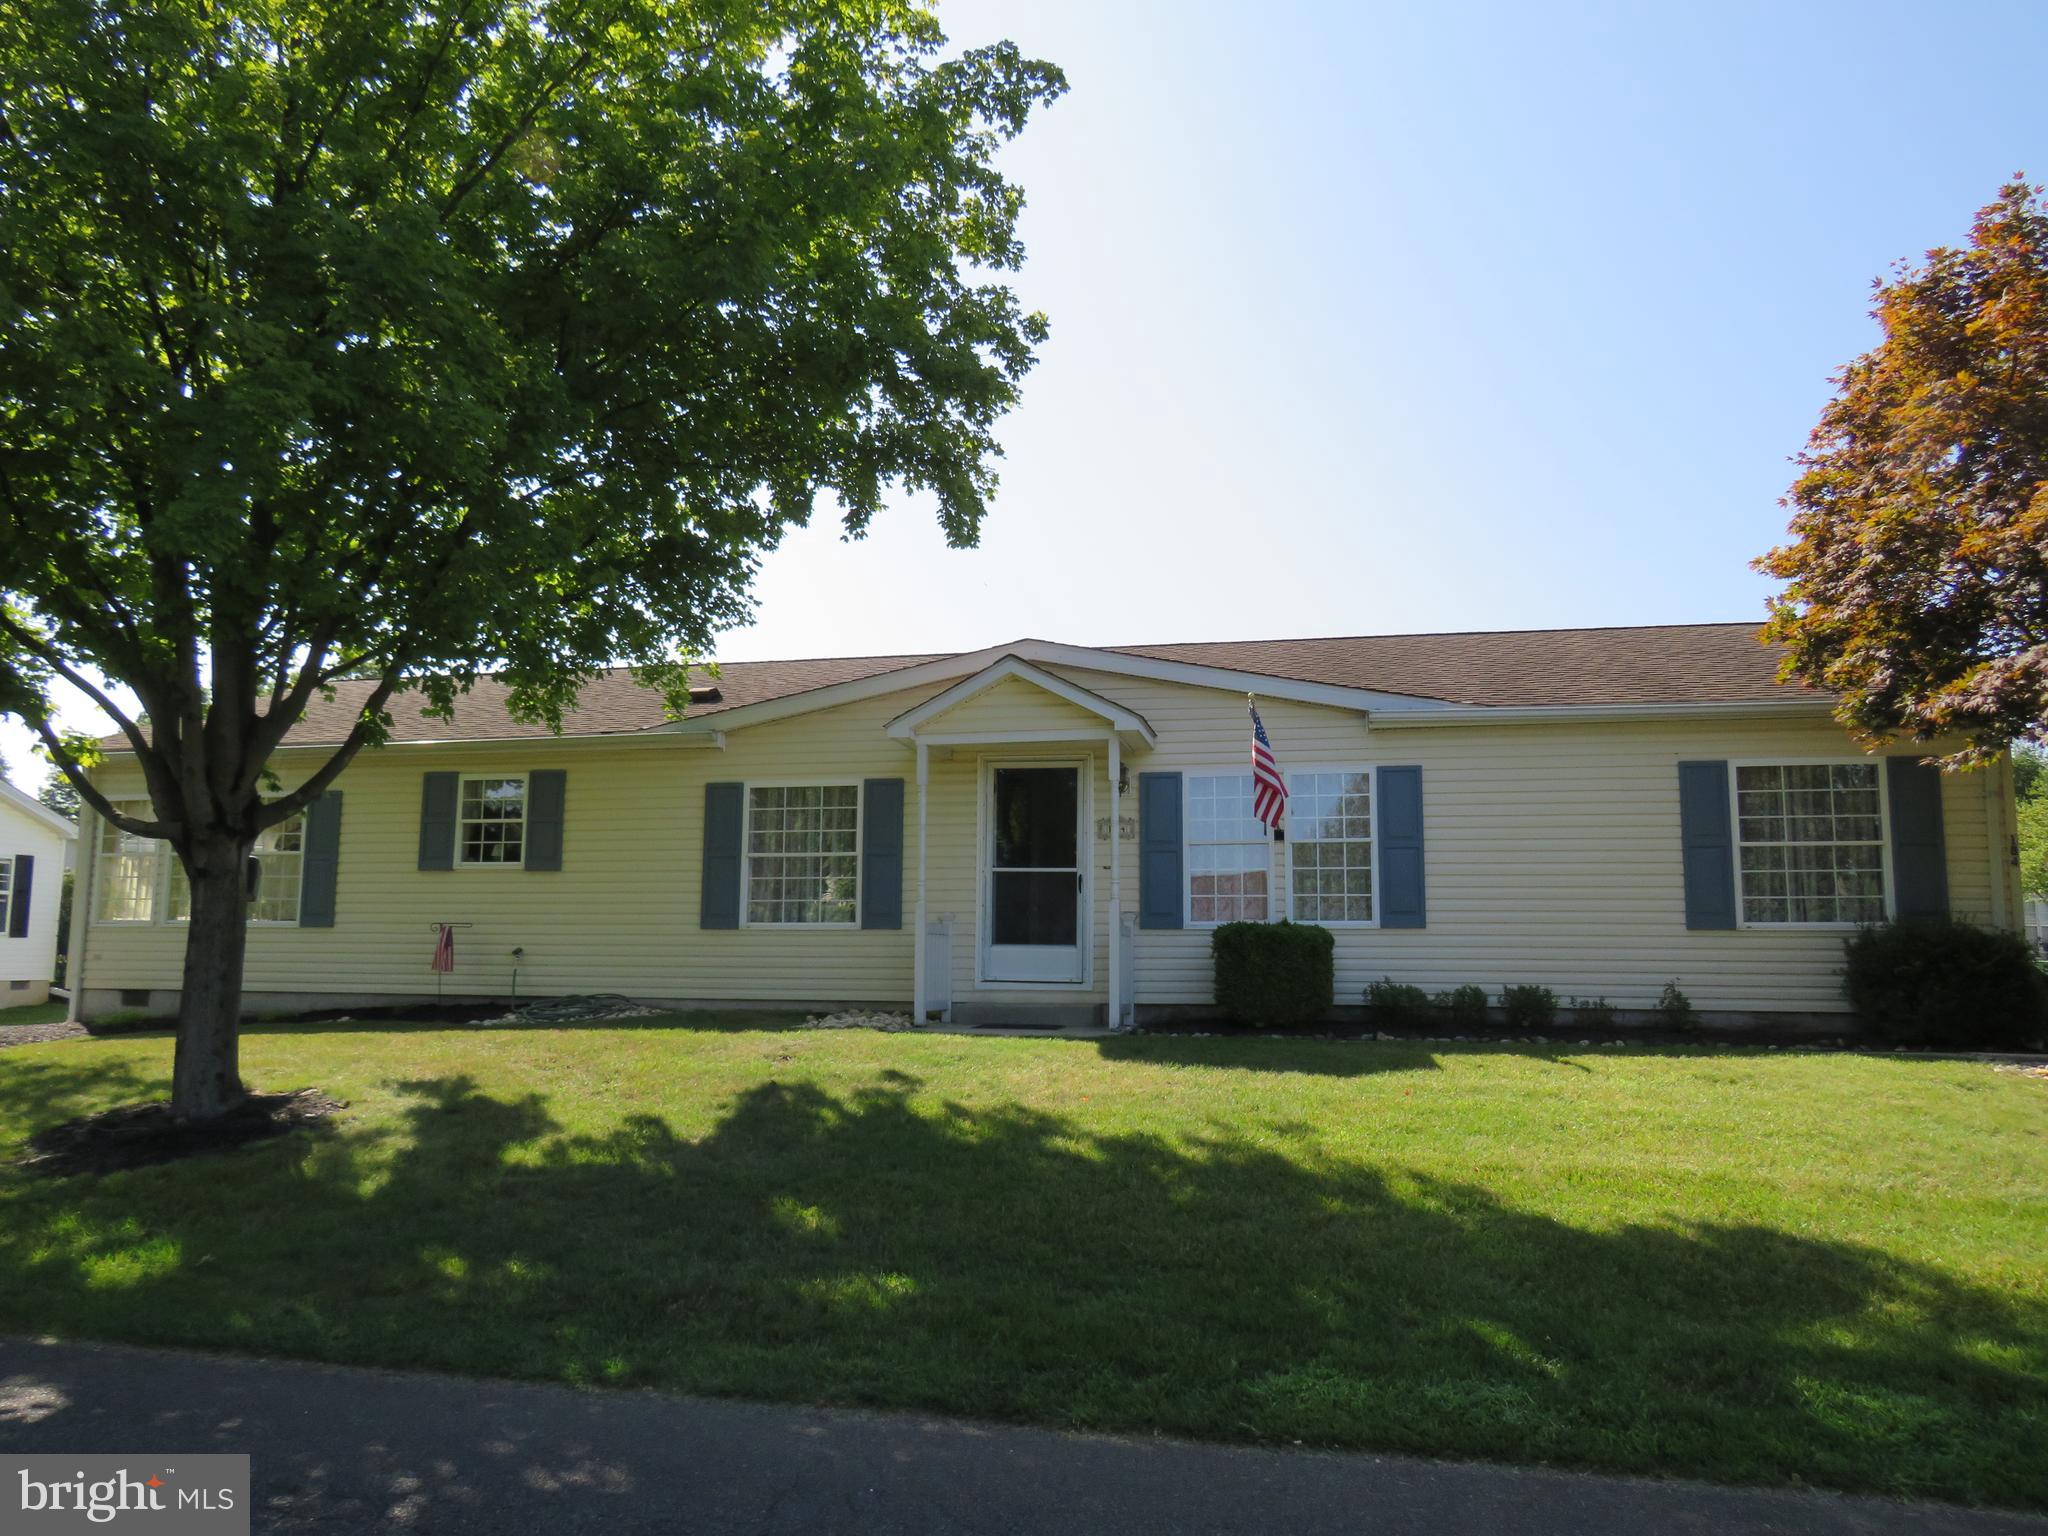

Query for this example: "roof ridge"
[1109,620,1768,649]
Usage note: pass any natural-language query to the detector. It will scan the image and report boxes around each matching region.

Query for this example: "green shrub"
[1499,983,1558,1031]
[1365,976,1431,1029]
[1436,984,1489,1029]
[1212,920,1335,1027]
[1841,917,2048,1049]
[1656,980,1699,1031]
[1569,996,1616,1029]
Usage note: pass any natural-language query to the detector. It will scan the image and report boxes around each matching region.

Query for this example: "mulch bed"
[17,1089,346,1178]
[0,1020,88,1050]
[1138,1017,2048,1052]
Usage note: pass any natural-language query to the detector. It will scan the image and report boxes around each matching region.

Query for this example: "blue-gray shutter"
[7,854,32,938]
[524,770,566,871]
[701,781,744,929]
[1678,760,1737,929]
[1138,772,1183,929]
[860,778,905,929]
[1378,766,1426,928]
[299,793,342,928]
[1887,758,1949,918]
[418,772,458,870]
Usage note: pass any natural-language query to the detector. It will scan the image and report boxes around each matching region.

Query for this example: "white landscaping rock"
[801,1010,920,1032]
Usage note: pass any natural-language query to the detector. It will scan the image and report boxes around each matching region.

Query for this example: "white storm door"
[984,765,1085,983]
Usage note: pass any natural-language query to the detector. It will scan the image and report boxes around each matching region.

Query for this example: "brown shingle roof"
[103,623,1809,749]
[1111,622,1806,708]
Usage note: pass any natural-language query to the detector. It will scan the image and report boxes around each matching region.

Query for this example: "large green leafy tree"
[1757,179,2048,767]
[0,0,1063,1117]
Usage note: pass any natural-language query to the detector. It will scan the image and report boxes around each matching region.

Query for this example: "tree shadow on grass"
[0,1067,2042,1510]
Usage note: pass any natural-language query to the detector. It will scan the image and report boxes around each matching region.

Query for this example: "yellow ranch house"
[70,624,2022,1029]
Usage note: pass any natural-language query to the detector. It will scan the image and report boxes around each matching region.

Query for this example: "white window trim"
[1181,765,1277,929]
[738,777,864,930]
[1728,756,1895,931]
[1284,764,1381,930]
[0,855,13,935]
[90,802,160,927]
[455,773,530,870]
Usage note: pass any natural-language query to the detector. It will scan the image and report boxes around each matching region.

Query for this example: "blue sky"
[4,0,2044,787]
[726,0,2048,659]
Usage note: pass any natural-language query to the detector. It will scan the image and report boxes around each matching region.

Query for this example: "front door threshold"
[947,1001,1107,1034]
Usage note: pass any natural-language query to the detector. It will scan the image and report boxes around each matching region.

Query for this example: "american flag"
[432,923,456,973]
[1249,703,1287,830]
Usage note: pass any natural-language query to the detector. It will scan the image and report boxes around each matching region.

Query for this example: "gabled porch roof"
[883,655,1157,752]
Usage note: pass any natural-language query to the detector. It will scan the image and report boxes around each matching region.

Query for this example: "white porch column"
[1107,735,1122,1029]
[912,739,929,1021]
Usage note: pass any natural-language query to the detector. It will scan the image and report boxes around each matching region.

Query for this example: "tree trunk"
[172,839,252,1121]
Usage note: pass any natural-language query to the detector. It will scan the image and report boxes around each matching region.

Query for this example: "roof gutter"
[1367,697,1836,729]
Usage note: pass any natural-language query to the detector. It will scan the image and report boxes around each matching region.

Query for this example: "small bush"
[1212,920,1335,1027]
[1499,984,1558,1031]
[1656,980,1699,1031]
[1569,996,1617,1029]
[1436,984,1489,1029]
[1842,917,2048,1049]
[1365,976,1431,1029]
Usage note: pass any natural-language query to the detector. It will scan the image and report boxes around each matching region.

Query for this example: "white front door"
[984,764,1085,984]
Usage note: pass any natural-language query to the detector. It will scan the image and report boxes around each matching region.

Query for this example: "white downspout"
[64,801,96,1025]
[912,739,929,1022]
[1107,735,1121,1030]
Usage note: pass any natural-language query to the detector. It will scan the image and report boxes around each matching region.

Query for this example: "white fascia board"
[1368,698,1836,728]
[97,730,729,761]
[669,638,1445,738]
[662,644,1020,737]
[0,777,80,838]
[884,655,1157,743]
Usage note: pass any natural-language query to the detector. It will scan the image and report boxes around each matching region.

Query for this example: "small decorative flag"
[432,923,456,973]
[1249,702,1288,830]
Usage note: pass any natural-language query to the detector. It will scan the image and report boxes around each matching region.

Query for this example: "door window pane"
[993,768,1077,868]
[992,870,1078,946]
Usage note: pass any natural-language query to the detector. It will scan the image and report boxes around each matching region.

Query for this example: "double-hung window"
[1734,762,1886,925]
[95,802,159,922]
[459,776,526,865]
[0,857,11,933]
[166,813,308,924]
[1288,770,1375,923]
[1185,773,1270,923]
[746,783,859,925]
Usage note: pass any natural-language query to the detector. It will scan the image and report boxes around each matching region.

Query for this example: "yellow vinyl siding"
[1049,667,2009,1015]
[82,685,935,1005]
[81,663,2015,1018]
[917,673,1114,737]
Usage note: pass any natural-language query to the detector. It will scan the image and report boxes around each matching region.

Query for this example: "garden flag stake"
[1249,700,1288,831]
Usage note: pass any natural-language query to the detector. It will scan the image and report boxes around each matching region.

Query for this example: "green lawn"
[0,1001,69,1028]
[0,1020,2043,1508]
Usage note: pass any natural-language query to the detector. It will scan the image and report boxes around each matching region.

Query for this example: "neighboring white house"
[70,624,2024,1028]
[0,777,77,1008]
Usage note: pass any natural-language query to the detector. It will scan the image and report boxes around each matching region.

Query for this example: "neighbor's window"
[746,783,859,925]
[165,811,306,924]
[1186,773,1269,924]
[0,857,11,932]
[1289,770,1374,923]
[95,802,159,922]
[1735,762,1885,925]
[459,776,526,865]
